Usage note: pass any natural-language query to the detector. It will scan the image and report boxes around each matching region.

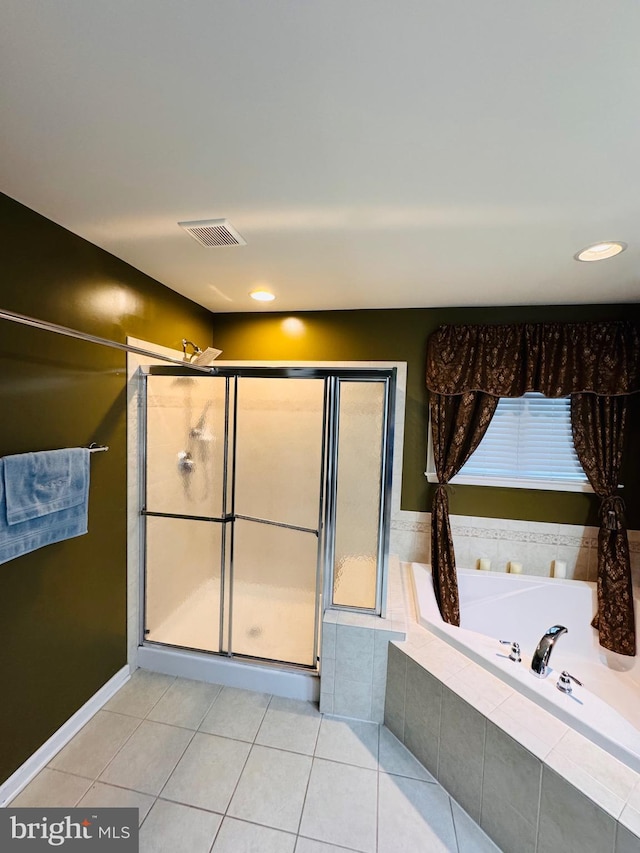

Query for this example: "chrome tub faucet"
[531,625,567,678]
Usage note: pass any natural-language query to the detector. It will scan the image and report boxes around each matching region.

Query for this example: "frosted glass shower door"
[231,377,325,666]
[144,375,228,653]
[142,366,393,667]
[332,380,386,609]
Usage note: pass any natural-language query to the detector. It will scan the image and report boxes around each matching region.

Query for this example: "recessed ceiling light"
[574,241,627,262]
[249,288,275,302]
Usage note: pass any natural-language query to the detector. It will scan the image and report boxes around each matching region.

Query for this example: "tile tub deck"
[384,564,640,853]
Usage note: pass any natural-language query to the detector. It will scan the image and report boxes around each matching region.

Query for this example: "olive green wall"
[0,193,213,784]
[212,304,640,529]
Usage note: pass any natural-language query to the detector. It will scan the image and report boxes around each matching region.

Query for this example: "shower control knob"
[499,640,522,663]
[178,451,195,473]
[557,671,583,695]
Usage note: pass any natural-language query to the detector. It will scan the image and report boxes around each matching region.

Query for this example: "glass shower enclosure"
[140,366,395,671]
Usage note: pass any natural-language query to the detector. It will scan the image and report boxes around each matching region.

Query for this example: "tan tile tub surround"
[385,622,640,853]
[391,513,640,585]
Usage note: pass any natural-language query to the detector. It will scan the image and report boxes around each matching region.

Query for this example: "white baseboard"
[0,664,131,807]
[138,646,319,702]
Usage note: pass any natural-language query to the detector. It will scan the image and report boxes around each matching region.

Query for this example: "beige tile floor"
[10,669,502,853]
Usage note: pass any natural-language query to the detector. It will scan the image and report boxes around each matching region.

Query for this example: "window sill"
[424,472,595,493]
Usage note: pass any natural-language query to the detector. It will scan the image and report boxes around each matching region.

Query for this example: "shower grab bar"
[0,307,217,374]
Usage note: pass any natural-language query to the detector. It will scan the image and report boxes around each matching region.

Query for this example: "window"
[426,393,592,492]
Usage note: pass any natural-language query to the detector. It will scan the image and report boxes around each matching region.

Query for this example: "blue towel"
[4,448,88,523]
[0,448,90,565]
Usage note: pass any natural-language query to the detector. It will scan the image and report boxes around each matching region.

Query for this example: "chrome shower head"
[182,339,222,365]
[191,347,222,366]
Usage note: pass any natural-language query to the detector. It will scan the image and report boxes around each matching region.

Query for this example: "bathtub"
[410,562,640,772]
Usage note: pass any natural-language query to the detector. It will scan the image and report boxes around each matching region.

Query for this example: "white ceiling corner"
[1,0,639,313]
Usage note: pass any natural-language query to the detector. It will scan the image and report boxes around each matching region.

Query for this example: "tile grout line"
[205,793,224,853]
[533,763,543,853]
[448,796,461,853]
[369,628,375,726]
[375,723,380,853]
[399,645,407,743]
[480,711,487,834]
[142,671,177,714]
[200,682,231,722]
[165,679,225,731]
[296,834,362,853]
[293,706,323,839]
[99,670,176,721]
[478,715,488,833]
[217,692,274,823]
[153,719,200,804]
[82,712,146,783]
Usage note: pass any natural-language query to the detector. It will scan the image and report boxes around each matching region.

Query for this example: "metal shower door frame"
[323,373,395,618]
[139,365,395,670]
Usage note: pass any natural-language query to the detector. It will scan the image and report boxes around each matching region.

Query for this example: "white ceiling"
[2,1,639,313]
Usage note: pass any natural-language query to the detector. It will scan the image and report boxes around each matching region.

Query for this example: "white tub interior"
[411,562,640,772]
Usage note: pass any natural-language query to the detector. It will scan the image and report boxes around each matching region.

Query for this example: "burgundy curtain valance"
[426,319,639,656]
[426,321,640,398]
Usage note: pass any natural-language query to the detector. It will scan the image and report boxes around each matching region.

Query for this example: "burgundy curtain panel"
[426,321,640,655]
[571,394,635,656]
[430,392,499,625]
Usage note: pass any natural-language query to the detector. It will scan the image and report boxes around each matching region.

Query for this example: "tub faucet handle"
[556,671,583,695]
[499,640,522,663]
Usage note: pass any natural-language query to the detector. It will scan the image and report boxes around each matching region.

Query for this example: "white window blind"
[456,393,588,485]
[425,392,594,490]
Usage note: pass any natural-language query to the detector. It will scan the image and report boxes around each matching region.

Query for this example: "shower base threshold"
[138,643,320,702]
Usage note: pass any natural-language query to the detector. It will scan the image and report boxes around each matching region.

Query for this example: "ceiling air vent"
[178,218,246,247]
